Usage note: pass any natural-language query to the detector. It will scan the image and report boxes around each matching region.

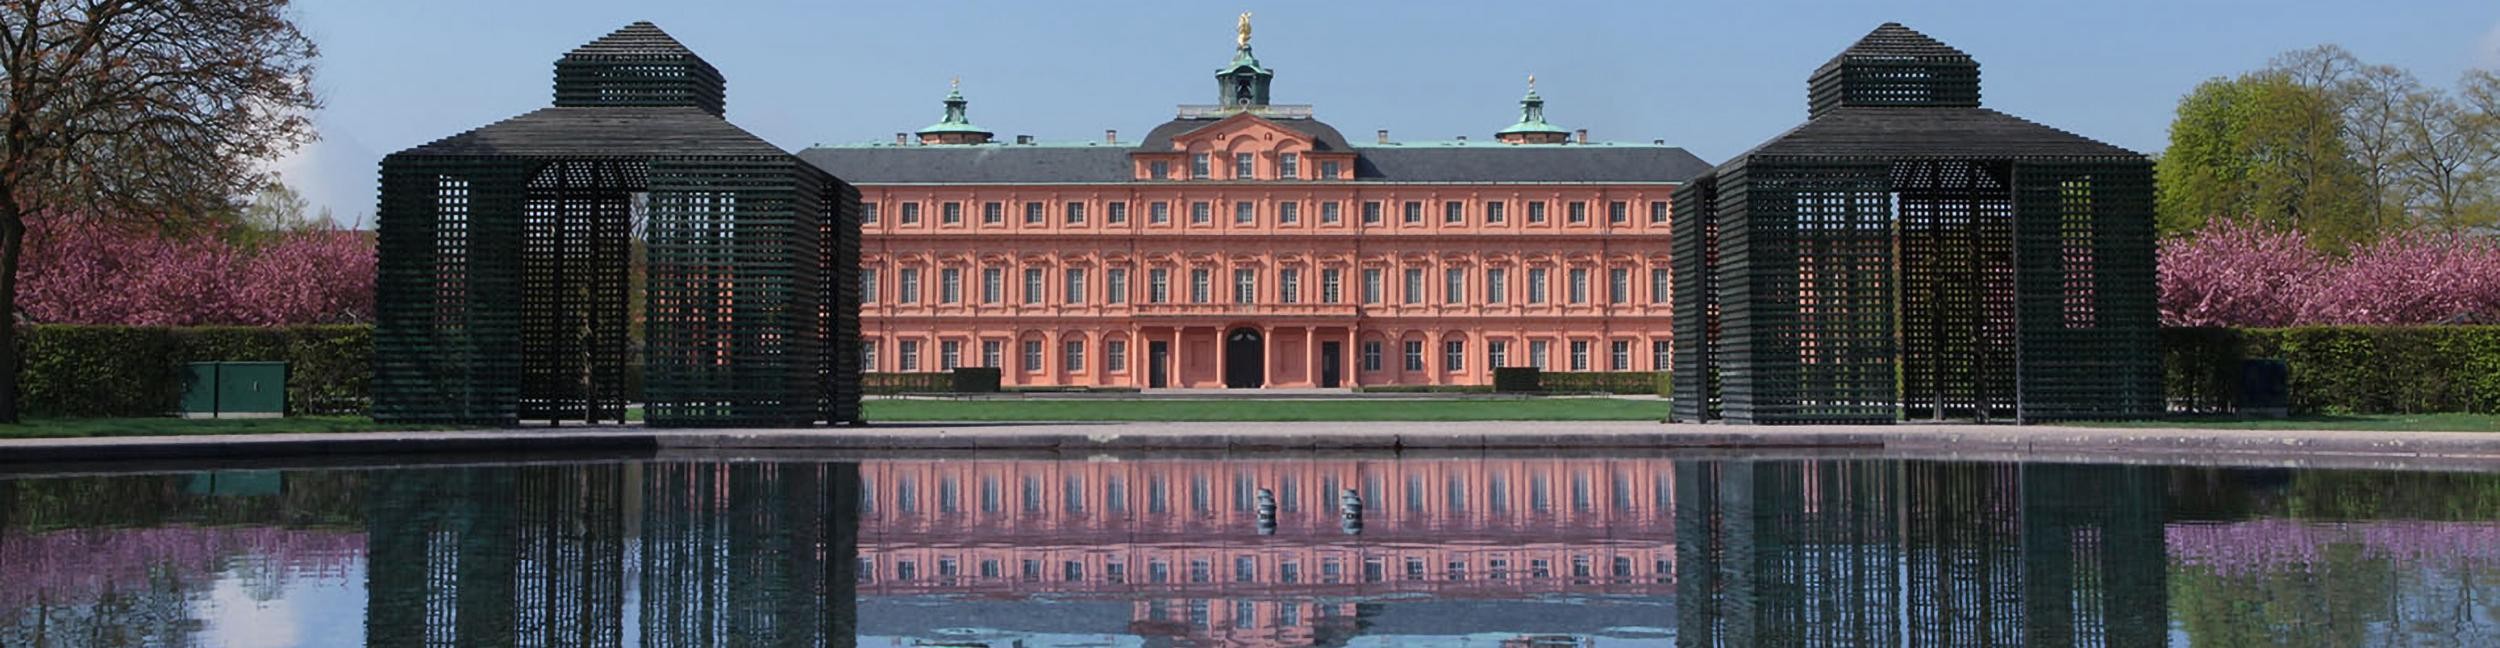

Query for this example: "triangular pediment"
[1163,112,1314,151]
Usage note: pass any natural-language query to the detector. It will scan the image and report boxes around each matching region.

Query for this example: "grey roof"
[392,107,789,158]
[800,142,1707,184]
[1719,106,2142,167]
[1140,116,1354,151]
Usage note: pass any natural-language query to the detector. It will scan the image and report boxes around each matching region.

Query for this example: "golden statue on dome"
[1237,11,1253,48]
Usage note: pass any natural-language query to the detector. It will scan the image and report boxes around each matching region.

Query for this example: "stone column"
[1260,324,1275,388]
[1303,327,1317,387]
[1213,326,1227,389]
[1346,327,1362,389]
[1043,329,1061,386]
[1425,330,1443,386]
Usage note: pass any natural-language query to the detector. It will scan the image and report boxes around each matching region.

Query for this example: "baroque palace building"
[804,19,1707,388]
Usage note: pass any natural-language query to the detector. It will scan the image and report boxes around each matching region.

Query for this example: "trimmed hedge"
[951,367,1002,393]
[1492,367,1541,393]
[863,372,952,395]
[2164,326,2500,415]
[1539,372,1669,395]
[22,325,372,417]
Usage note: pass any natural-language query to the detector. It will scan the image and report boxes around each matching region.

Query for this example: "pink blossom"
[2159,219,2327,327]
[2158,220,2500,326]
[18,220,374,326]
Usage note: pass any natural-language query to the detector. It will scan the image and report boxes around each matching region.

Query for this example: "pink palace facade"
[803,29,1708,388]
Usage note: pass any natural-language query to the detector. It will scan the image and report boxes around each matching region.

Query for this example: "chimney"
[894,132,907,145]
[1376,129,1389,144]
[1652,139,1665,145]
[1575,129,1589,144]
[1016,134,1034,145]
[1106,129,1118,145]
[1456,135,1467,142]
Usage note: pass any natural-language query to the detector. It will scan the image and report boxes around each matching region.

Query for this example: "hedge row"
[2165,326,2500,415]
[23,325,371,417]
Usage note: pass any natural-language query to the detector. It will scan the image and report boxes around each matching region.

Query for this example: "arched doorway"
[1224,328,1265,388]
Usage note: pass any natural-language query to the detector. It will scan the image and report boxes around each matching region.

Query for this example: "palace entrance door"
[1224,328,1265,388]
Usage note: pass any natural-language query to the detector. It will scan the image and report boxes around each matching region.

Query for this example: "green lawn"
[0,416,443,440]
[862,397,1670,422]
[2078,413,2500,432]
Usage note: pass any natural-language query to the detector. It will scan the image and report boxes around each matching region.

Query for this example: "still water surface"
[3,456,2497,646]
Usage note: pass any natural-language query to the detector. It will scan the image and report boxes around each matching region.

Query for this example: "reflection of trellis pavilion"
[374,22,862,427]
[1672,23,2160,424]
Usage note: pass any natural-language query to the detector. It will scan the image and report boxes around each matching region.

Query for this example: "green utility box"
[180,361,288,418]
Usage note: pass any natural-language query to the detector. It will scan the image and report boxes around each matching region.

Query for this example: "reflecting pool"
[4,456,2498,646]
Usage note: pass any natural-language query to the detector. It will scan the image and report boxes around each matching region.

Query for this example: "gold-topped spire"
[1528,74,1537,92]
[1236,11,1253,48]
[950,75,960,90]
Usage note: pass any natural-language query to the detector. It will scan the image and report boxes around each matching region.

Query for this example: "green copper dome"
[916,85,992,138]
[1497,86,1570,137]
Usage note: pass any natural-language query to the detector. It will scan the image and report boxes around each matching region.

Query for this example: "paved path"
[4,421,2500,470]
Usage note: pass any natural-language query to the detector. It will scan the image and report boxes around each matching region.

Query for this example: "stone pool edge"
[3,421,2498,466]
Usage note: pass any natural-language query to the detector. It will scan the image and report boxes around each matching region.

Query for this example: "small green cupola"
[915,77,994,145]
[1496,75,1572,144]
[1216,12,1274,108]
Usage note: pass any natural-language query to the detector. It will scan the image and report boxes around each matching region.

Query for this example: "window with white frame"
[1362,341,1382,372]
[1403,268,1424,305]
[1066,202,1086,225]
[1651,268,1670,304]
[1320,160,1340,178]
[1403,201,1423,224]
[941,340,962,370]
[1150,201,1170,224]
[862,202,879,224]
[1529,201,1547,223]
[1528,268,1549,304]
[861,268,879,303]
[1486,201,1506,224]
[940,268,962,304]
[1569,201,1588,223]
[1363,201,1383,224]
[1321,268,1342,304]
[1108,339,1128,372]
[1064,339,1086,372]
[1490,340,1510,368]
[984,340,1004,368]
[943,202,962,224]
[899,268,921,304]
[1403,341,1425,372]
[1443,201,1464,224]
[1191,154,1210,179]
[1652,340,1670,371]
[1235,153,1255,179]
[900,202,920,224]
[1610,268,1630,304]
[1611,340,1631,371]
[1487,268,1508,305]
[1321,202,1341,224]
[1064,268,1087,304]
[1234,201,1255,225]
[1022,340,1043,373]
[899,340,921,371]
[1279,153,1300,179]
[1280,268,1301,304]
[1024,202,1044,224]
[1649,201,1670,224]
[1362,268,1382,304]
[1023,269,1044,305]
[1191,201,1212,224]
[1107,202,1128,224]
[983,202,1003,224]
[1609,201,1629,224]
[1150,160,1170,180]
[982,268,1002,304]
[861,339,879,371]
[1569,268,1590,304]
[1149,268,1170,303]
[1107,268,1128,304]
[1444,268,1466,305]
[1279,201,1299,224]
[1530,340,1550,369]
[1191,268,1212,303]
[1570,340,1591,371]
[1234,269,1256,305]
[1443,339,1465,372]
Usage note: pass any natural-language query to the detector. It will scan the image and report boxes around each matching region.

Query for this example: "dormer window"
[1234,153,1255,179]
[1150,161,1171,180]
[1191,154,1211,179]
[1279,153,1300,179]
[1320,161,1340,179]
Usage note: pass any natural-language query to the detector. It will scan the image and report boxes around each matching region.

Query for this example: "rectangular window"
[899,340,920,371]
[1490,340,1510,368]
[861,340,878,371]
[1530,340,1550,369]
[861,268,879,303]
[1443,340,1466,372]
[1150,201,1171,224]
[1611,340,1632,371]
[1487,268,1508,305]
[900,202,920,224]
[1191,268,1212,303]
[1065,202,1086,225]
[1362,341,1382,372]
[1024,202,1044,224]
[1529,268,1549,304]
[1279,153,1300,179]
[1107,268,1128,304]
[862,202,879,224]
[942,202,963,224]
[1485,201,1506,224]
[940,340,961,370]
[940,268,962,304]
[1234,268,1256,305]
[1234,201,1255,225]
[1280,268,1302,304]
[1191,201,1212,224]
[1107,202,1127,224]
[1191,154,1210,179]
[984,340,1003,368]
[1571,340,1592,371]
[1108,339,1128,372]
[1443,201,1464,224]
[1569,201,1588,223]
[899,268,921,304]
[1403,201,1423,224]
[1529,201,1547,223]
[1023,268,1044,305]
[1235,153,1256,179]
[1321,268,1342,304]
[1278,201,1299,225]
[1362,268,1383,304]
[1022,340,1043,373]
[1610,268,1630,304]
[1651,268,1670,304]
[1444,268,1466,305]
[1570,268,1590,304]
[1652,340,1671,371]
[1362,201,1383,224]
[1403,341,1425,372]
[982,267,1002,304]
[983,201,1003,224]
[1149,160,1171,180]
[1064,340,1085,372]
[1609,201,1629,224]
[1649,200,1670,224]
[1403,268,1425,305]
[1064,268,1087,305]
[1321,160,1340,179]
[1320,202,1340,224]
[1149,268,1171,303]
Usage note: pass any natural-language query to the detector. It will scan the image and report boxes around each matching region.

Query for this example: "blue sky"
[283,0,2500,224]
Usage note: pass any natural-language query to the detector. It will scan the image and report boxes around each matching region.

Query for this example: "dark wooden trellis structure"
[375,22,862,428]
[1672,23,2159,424]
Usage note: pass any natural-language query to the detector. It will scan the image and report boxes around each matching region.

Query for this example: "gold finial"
[1236,11,1253,48]
[951,75,960,90]
[1528,74,1536,92]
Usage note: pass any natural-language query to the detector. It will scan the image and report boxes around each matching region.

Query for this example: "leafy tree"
[0,1,317,422]
[2156,73,2372,248]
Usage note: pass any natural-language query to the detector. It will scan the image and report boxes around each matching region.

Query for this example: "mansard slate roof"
[395,106,789,158]
[801,142,1708,184]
